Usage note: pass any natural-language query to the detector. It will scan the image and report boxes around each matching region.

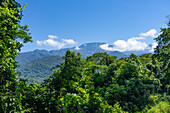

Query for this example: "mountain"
[16,49,51,64]
[50,42,107,57]
[16,42,127,64]
[16,42,153,64]
[16,55,62,83]
[108,51,127,58]
[16,42,152,83]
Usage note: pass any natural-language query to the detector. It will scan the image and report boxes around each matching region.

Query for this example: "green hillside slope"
[16,55,63,83]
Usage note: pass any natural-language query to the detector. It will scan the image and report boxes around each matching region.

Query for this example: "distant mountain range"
[16,42,152,83]
[16,42,128,64]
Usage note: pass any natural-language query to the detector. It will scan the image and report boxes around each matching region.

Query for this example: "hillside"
[16,55,62,83]
[16,49,51,64]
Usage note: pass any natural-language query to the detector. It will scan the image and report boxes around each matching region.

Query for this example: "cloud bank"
[100,29,158,52]
[37,39,66,49]
[62,39,78,45]
[100,37,149,52]
[36,35,77,49]
[140,29,157,37]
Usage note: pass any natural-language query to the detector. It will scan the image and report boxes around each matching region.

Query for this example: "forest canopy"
[0,0,169,113]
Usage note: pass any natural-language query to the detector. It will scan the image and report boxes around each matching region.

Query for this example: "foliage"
[1,0,169,112]
[153,19,170,94]
[0,0,31,88]
[0,0,32,112]
[20,50,164,112]
[143,101,170,113]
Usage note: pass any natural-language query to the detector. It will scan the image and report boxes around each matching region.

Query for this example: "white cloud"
[140,29,157,37]
[75,47,81,50]
[100,29,158,52]
[149,42,158,52]
[36,39,66,49]
[48,35,58,39]
[36,40,43,46]
[100,37,149,52]
[99,44,115,51]
[62,39,78,45]
[131,37,146,40]
[36,36,78,49]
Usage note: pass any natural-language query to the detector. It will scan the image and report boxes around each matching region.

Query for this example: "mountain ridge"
[16,42,152,64]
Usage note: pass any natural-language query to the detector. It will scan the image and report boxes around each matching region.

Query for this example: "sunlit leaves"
[0,0,32,112]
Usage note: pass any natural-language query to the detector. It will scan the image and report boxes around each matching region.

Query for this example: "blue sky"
[16,0,170,52]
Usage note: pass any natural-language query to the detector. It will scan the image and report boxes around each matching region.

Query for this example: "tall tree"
[0,0,32,112]
[154,18,170,94]
[0,0,32,90]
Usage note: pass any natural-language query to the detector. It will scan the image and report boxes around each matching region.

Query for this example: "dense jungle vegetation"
[0,0,169,112]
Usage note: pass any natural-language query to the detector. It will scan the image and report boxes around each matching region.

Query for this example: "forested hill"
[16,55,62,83]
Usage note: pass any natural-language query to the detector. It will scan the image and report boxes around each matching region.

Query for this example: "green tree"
[154,19,170,94]
[0,0,32,90]
[87,52,117,66]
[0,0,32,112]
[105,62,161,112]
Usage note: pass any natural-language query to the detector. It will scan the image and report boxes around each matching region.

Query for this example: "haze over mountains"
[16,42,153,83]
